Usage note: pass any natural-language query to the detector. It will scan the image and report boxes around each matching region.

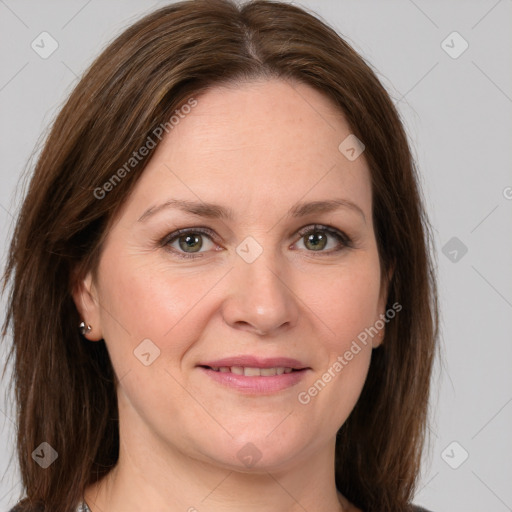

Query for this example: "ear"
[71,270,103,342]
[372,261,395,349]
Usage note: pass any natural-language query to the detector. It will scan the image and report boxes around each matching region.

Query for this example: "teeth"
[209,366,296,376]
[244,367,261,376]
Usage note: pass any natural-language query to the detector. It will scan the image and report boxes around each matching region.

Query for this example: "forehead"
[123,79,372,223]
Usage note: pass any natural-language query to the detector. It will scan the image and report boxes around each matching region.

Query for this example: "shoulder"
[411,505,434,512]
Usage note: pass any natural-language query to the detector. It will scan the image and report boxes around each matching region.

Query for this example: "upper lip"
[199,356,309,370]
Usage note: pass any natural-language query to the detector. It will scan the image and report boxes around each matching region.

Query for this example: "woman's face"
[75,79,388,472]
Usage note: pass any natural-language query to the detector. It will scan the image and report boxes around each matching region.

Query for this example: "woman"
[2,1,438,511]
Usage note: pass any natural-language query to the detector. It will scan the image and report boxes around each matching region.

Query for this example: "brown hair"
[2,1,439,511]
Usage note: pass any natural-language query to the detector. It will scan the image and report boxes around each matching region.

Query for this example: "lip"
[199,356,308,369]
[198,366,309,394]
[197,356,311,394]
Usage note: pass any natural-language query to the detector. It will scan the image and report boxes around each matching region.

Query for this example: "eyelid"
[161,223,352,258]
[162,226,218,243]
[160,227,220,259]
[295,224,352,248]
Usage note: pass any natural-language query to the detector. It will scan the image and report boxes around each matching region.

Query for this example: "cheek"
[305,256,382,353]
[290,253,381,419]
[95,249,231,373]
[94,254,217,426]
[299,254,380,400]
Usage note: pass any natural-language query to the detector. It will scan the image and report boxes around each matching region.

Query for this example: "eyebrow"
[137,197,366,223]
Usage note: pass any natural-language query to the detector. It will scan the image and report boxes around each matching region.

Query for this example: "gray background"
[1,1,511,511]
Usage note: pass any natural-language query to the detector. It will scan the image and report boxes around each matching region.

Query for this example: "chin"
[195,430,312,473]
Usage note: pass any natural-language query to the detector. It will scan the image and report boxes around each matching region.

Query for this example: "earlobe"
[372,328,385,349]
[71,271,103,341]
[380,260,395,310]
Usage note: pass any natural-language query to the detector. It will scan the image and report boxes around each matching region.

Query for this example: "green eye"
[162,224,351,260]
[296,225,351,253]
[164,228,217,259]
[177,233,204,253]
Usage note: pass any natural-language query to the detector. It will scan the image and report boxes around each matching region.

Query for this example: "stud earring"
[79,321,92,336]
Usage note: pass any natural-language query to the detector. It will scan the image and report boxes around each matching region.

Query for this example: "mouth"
[200,365,304,376]
[197,357,310,393]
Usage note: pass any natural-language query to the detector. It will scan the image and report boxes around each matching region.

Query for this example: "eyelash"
[160,224,353,260]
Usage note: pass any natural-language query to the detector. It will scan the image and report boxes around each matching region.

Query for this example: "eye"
[163,228,219,259]
[162,224,352,260]
[294,224,351,253]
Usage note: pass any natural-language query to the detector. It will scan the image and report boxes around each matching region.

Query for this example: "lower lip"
[198,367,309,394]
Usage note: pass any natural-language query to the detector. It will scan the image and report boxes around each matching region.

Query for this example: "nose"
[221,247,300,336]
